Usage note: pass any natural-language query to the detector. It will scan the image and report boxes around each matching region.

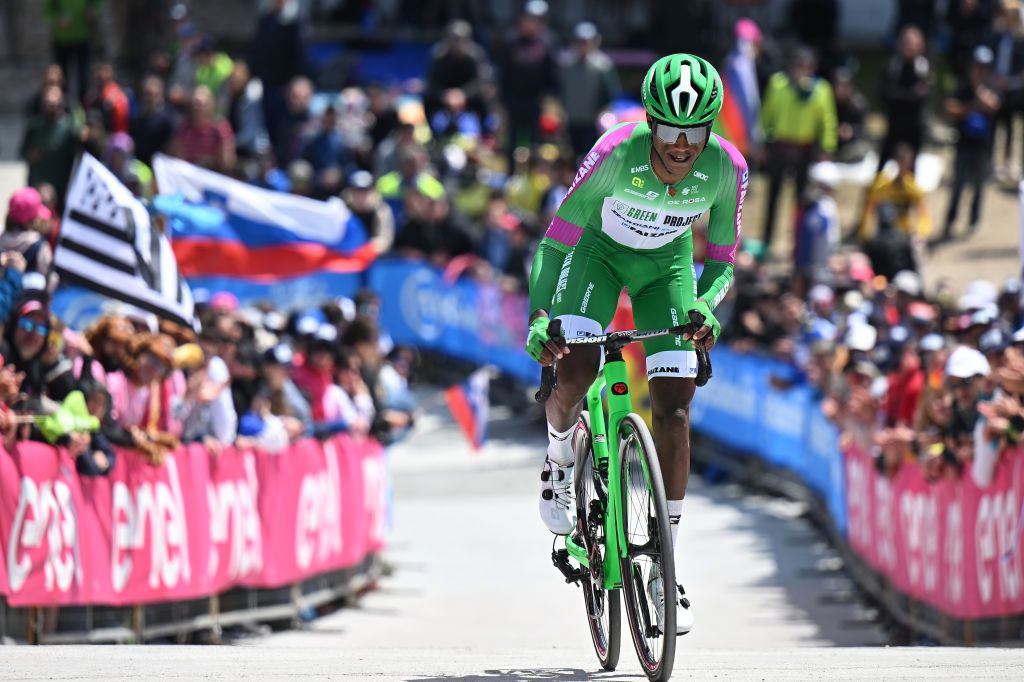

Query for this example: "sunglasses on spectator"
[948,377,977,389]
[652,121,710,145]
[17,318,49,336]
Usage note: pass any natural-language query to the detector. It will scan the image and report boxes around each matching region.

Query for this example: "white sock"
[547,421,575,465]
[668,499,683,549]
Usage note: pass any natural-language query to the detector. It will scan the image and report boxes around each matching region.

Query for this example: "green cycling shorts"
[549,229,699,379]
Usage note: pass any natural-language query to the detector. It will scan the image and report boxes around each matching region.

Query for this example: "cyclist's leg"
[626,238,698,631]
[626,238,698,503]
[547,230,624,436]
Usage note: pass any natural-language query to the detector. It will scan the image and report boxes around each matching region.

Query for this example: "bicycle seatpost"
[534,319,562,403]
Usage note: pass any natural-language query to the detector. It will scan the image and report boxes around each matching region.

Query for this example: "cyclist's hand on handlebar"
[683,299,720,349]
[526,314,569,366]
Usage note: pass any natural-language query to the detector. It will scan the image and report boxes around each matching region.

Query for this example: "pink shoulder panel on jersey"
[544,122,639,247]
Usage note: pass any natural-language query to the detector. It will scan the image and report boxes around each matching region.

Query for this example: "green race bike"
[537,313,711,682]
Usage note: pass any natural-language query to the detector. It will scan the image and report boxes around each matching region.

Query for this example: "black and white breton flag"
[54,153,195,328]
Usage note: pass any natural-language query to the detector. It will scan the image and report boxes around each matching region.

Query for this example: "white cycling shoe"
[647,562,693,635]
[539,457,576,535]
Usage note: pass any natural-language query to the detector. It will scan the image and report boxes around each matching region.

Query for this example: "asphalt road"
[2,399,1019,680]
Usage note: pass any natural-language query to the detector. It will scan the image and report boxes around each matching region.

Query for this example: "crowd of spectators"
[0,228,418,473]
[5,0,1024,485]
[722,251,1024,488]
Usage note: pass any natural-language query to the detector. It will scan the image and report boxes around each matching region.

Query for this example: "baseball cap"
[809,161,840,189]
[893,270,922,297]
[808,284,835,305]
[524,0,548,17]
[348,170,374,190]
[20,272,47,292]
[845,323,878,352]
[945,345,991,379]
[979,328,1009,354]
[960,280,998,311]
[209,291,239,312]
[919,333,945,353]
[263,343,294,366]
[573,21,598,41]
[908,301,935,323]
[735,18,762,42]
[969,304,998,328]
[7,188,53,225]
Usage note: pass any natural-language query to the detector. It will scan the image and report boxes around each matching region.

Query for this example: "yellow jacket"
[759,72,838,152]
[859,172,931,240]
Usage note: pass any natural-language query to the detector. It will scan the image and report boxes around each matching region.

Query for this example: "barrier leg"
[131,604,144,643]
[26,607,39,645]
[209,595,222,644]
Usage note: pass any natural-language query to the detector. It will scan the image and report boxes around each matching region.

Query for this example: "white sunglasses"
[653,122,709,145]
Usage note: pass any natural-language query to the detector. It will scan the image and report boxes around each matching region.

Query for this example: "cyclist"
[526,53,747,635]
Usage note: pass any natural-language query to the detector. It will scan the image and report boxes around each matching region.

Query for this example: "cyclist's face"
[648,116,709,181]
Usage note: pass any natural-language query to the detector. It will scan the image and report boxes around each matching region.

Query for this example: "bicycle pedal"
[551,549,582,585]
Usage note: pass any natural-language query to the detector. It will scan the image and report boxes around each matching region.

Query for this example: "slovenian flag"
[151,154,376,306]
[445,368,490,452]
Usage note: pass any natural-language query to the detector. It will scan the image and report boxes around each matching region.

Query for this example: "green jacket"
[759,72,838,152]
[44,0,100,45]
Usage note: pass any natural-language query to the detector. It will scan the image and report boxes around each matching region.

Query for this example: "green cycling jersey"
[527,121,747,378]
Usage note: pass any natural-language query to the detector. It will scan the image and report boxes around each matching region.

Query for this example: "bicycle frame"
[563,350,639,591]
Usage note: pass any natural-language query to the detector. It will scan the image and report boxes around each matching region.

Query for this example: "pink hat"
[735,18,762,43]
[7,188,53,225]
[209,291,240,312]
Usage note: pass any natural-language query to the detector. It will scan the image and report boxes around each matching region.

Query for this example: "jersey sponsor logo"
[623,188,661,200]
[671,308,681,347]
[630,164,650,173]
[693,170,709,181]
[631,176,644,188]
[580,281,595,313]
[554,250,573,304]
[567,150,601,195]
[647,366,681,377]
[625,206,657,222]
[663,214,701,228]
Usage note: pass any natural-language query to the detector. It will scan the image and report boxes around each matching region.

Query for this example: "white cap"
[315,324,338,343]
[809,161,840,189]
[893,270,922,297]
[20,272,47,291]
[945,345,991,379]
[808,284,834,305]
[960,280,998,311]
[969,303,998,327]
[919,333,945,352]
[296,316,319,336]
[845,323,877,352]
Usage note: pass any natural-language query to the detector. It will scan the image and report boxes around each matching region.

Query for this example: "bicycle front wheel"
[617,413,676,682]
[573,411,621,671]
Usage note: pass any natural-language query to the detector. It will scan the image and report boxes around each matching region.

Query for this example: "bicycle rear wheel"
[573,411,621,671]
[617,413,675,682]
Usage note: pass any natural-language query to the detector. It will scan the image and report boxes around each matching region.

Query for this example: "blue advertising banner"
[690,346,848,538]
[369,259,535,383]
[688,347,761,453]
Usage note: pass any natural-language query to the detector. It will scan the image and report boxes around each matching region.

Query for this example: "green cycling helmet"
[641,53,723,126]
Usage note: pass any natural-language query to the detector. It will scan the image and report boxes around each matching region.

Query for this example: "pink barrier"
[845,444,1024,619]
[0,435,387,607]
